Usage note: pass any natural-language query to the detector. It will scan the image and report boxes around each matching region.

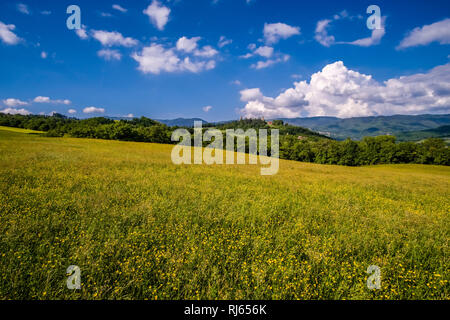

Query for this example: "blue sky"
[0,0,449,121]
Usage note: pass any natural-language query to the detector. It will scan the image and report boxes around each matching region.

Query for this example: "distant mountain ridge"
[155,118,208,127]
[396,125,450,142]
[277,114,450,140]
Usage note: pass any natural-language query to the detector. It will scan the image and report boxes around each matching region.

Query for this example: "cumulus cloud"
[143,0,170,31]
[241,45,273,58]
[34,96,71,105]
[241,44,288,69]
[397,18,450,50]
[132,44,181,74]
[239,61,450,119]
[253,46,274,58]
[0,21,21,45]
[112,4,127,13]
[0,107,31,115]
[83,106,105,114]
[240,88,264,101]
[41,51,47,59]
[132,41,217,75]
[97,49,122,61]
[68,109,77,114]
[263,23,300,44]
[3,98,29,107]
[203,105,213,112]
[176,36,218,57]
[92,30,138,47]
[193,45,218,58]
[176,36,201,53]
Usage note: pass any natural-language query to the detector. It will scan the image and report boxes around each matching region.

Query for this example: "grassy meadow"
[0,126,448,300]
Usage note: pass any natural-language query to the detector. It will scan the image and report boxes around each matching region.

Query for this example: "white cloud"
[100,12,113,18]
[112,4,127,13]
[0,107,31,115]
[218,36,232,48]
[92,30,138,47]
[241,44,288,69]
[251,54,289,70]
[68,109,77,114]
[17,4,30,15]
[83,106,105,114]
[314,19,335,47]
[346,17,386,47]
[34,96,71,105]
[263,23,300,44]
[231,80,242,86]
[97,49,122,61]
[3,98,29,107]
[132,43,216,75]
[397,18,450,49]
[75,25,88,40]
[176,37,218,58]
[203,105,213,112]
[315,14,386,47]
[176,36,201,53]
[239,61,450,119]
[132,44,180,74]
[194,45,218,58]
[143,1,170,31]
[253,46,274,58]
[347,28,385,47]
[0,21,21,45]
[240,88,263,101]
[41,51,47,59]
[126,113,134,118]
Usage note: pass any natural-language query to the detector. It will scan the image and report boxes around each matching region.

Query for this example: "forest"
[1,113,448,166]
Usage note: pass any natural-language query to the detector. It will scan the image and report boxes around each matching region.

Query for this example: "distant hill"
[396,125,450,142]
[278,114,450,140]
[208,118,330,140]
[156,118,208,127]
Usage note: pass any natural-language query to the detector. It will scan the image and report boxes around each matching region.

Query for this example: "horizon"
[1,0,449,121]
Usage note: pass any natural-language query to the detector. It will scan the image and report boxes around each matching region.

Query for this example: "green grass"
[0,125,44,134]
[0,127,448,300]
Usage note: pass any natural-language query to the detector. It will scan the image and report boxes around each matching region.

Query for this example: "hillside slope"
[0,127,448,300]
[279,114,450,140]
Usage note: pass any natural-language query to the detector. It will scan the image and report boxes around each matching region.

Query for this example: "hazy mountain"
[278,114,450,140]
[396,125,450,141]
[155,118,208,127]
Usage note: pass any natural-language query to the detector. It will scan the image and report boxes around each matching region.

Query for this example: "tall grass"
[0,128,448,299]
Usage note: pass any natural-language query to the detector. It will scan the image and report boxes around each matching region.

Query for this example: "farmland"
[0,127,448,299]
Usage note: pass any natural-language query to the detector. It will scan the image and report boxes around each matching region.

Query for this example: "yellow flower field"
[0,127,448,299]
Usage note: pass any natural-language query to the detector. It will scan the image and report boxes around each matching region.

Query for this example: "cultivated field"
[0,127,448,299]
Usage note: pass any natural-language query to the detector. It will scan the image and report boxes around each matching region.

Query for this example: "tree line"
[1,113,448,166]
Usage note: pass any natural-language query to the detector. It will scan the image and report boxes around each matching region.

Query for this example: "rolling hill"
[278,114,450,140]
[0,127,448,299]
